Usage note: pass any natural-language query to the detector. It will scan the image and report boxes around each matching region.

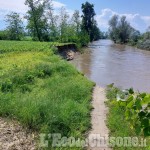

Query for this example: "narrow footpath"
[88,86,111,150]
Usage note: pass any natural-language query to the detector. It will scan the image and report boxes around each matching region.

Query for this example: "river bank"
[0,40,94,149]
[70,40,150,150]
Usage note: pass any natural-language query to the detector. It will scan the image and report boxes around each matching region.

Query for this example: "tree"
[108,15,119,43]
[81,1,100,41]
[78,30,90,47]
[25,0,50,41]
[109,15,132,43]
[99,32,109,39]
[143,26,150,40]
[72,10,81,34]
[129,28,141,44]
[91,20,101,41]
[45,1,59,41]
[0,30,9,40]
[58,7,69,42]
[47,9,59,41]
[118,16,131,43]
[5,12,24,40]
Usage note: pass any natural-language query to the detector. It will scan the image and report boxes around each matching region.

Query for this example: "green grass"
[0,40,74,54]
[0,41,94,149]
[106,87,150,150]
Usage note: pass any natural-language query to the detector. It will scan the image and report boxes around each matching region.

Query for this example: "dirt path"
[0,117,36,150]
[88,86,111,150]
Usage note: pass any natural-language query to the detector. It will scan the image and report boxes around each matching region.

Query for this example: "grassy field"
[0,41,94,149]
[0,40,74,53]
[106,86,150,150]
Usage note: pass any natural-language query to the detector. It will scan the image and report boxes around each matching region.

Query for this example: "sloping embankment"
[56,44,77,60]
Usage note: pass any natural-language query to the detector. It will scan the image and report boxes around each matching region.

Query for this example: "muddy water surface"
[71,40,150,92]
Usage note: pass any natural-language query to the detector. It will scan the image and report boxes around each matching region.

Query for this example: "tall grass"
[0,41,94,149]
[106,86,150,150]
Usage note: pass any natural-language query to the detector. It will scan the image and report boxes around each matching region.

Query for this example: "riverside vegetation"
[106,84,150,150]
[0,1,101,149]
[109,15,150,50]
[0,1,107,47]
[0,0,150,149]
[0,40,95,149]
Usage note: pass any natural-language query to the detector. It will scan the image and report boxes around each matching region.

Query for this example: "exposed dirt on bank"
[56,44,77,60]
[0,117,36,150]
[88,86,111,150]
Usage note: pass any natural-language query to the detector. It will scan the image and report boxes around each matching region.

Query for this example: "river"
[71,40,150,92]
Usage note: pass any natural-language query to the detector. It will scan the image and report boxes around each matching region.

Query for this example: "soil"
[0,117,37,150]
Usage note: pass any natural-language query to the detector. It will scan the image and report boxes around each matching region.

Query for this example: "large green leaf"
[127,100,134,108]
[141,95,150,105]
[127,95,134,102]
[135,99,142,110]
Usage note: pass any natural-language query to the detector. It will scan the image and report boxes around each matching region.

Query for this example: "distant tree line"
[108,15,150,50]
[0,1,105,47]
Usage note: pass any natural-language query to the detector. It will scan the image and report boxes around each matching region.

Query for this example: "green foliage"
[129,29,141,45]
[0,41,94,149]
[78,30,90,47]
[2,1,101,47]
[25,0,50,41]
[0,30,9,40]
[58,7,69,43]
[109,15,134,44]
[35,63,52,78]
[109,15,150,51]
[0,40,60,53]
[56,8,90,47]
[108,15,119,43]
[81,1,100,41]
[143,32,150,40]
[136,27,150,50]
[22,36,33,41]
[48,8,59,42]
[20,84,32,93]
[72,10,81,34]
[106,83,120,100]
[137,39,150,50]
[5,12,24,40]
[1,79,13,93]
[107,85,150,137]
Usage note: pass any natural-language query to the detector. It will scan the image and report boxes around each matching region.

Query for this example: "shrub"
[12,73,35,85]
[35,63,52,78]
[107,85,150,137]
[0,30,9,40]
[137,39,150,50]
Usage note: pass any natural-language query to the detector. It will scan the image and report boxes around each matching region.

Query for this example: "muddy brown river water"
[71,40,150,92]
